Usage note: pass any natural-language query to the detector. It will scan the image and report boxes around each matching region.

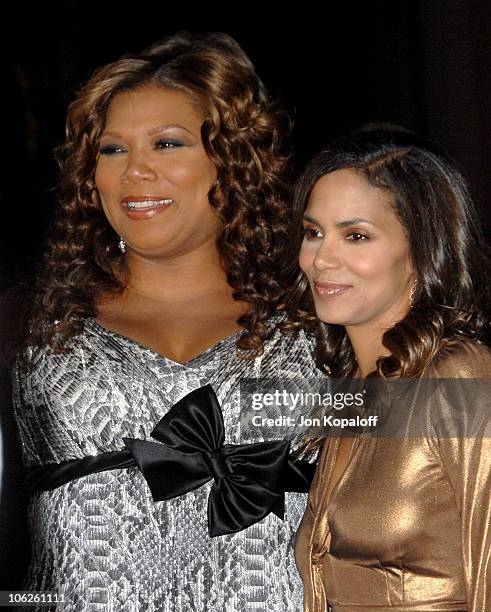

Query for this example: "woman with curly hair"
[291,129,491,611]
[11,32,318,611]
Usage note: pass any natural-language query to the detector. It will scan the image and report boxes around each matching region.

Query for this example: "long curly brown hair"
[284,129,490,378]
[25,32,292,360]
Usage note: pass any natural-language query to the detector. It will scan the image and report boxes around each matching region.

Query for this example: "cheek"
[346,245,398,280]
[350,249,411,295]
[299,243,314,274]
[352,255,387,279]
[94,166,117,222]
[199,164,217,197]
[203,157,218,186]
[94,163,113,198]
[169,156,217,192]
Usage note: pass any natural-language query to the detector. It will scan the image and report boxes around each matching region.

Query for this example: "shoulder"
[429,340,491,379]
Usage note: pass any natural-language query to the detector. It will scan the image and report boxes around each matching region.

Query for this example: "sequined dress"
[12,318,319,612]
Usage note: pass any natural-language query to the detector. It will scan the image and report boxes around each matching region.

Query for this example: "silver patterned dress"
[12,317,319,612]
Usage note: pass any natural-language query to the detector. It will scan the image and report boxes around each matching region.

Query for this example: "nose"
[121,151,158,183]
[313,237,341,271]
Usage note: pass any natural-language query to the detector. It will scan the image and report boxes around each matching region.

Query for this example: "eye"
[154,138,184,150]
[303,227,323,240]
[99,144,126,156]
[345,231,368,242]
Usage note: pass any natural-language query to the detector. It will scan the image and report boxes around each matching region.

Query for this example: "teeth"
[126,199,173,210]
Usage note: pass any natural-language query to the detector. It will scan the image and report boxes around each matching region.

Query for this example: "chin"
[312,303,352,326]
[127,232,174,249]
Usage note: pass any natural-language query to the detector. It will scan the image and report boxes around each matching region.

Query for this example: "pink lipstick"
[314,281,353,297]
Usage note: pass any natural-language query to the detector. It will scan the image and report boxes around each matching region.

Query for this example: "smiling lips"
[121,196,174,220]
[314,281,353,297]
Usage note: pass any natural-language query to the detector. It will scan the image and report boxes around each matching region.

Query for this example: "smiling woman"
[300,169,414,339]
[287,129,491,611]
[95,86,219,258]
[11,33,319,612]
[26,32,294,362]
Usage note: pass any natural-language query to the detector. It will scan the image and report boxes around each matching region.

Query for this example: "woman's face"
[95,84,218,258]
[299,168,414,333]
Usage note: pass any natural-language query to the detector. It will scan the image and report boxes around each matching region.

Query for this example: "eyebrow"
[100,124,194,138]
[303,214,377,228]
[148,124,194,136]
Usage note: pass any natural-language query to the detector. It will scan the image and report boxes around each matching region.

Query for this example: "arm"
[430,342,491,611]
[436,431,490,611]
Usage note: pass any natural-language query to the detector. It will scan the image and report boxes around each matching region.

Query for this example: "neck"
[345,323,389,378]
[121,238,231,305]
[344,295,412,377]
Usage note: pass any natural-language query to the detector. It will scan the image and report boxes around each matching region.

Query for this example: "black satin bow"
[26,385,315,537]
[123,385,292,537]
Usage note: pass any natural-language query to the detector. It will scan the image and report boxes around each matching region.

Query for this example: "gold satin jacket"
[295,342,491,611]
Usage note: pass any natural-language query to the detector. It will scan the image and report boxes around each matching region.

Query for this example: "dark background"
[1,0,490,289]
[0,0,490,589]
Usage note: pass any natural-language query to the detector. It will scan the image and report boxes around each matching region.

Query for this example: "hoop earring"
[118,237,126,253]
[409,279,418,307]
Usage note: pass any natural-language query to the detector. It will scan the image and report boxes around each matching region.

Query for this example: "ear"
[406,248,416,278]
[91,186,101,208]
[408,266,419,308]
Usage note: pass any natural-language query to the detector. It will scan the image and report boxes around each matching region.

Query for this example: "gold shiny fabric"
[295,342,491,611]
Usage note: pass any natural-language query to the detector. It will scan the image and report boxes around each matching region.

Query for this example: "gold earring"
[409,279,418,307]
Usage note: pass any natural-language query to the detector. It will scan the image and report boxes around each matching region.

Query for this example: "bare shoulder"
[430,340,491,379]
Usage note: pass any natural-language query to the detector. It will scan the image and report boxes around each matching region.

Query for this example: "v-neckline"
[315,436,360,556]
[322,435,360,516]
[85,317,244,368]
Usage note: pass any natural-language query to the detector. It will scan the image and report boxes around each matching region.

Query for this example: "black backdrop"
[1,0,490,288]
[0,0,490,591]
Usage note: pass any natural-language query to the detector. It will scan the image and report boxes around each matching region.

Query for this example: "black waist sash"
[26,449,136,492]
[25,385,315,537]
